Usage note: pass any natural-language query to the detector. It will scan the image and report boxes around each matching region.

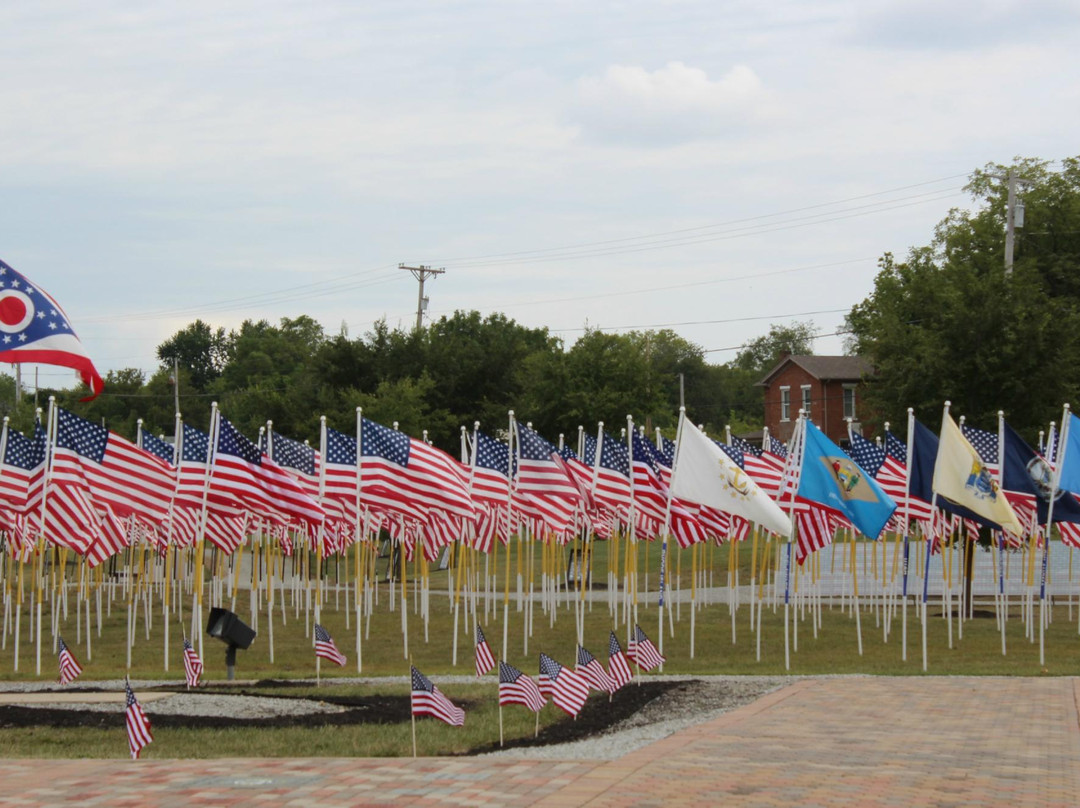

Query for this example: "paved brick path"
[2,677,1078,807]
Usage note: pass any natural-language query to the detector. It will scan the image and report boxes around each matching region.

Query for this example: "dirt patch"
[0,679,679,751]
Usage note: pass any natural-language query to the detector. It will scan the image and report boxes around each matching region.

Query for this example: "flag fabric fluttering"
[474,623,496,677]
[1054,413,1080,497]
[626,624,665,672]
[669,415,792,537]
[57,637,82,685]
[576,645,615,694]
[0,258,103,399]
[124,680,153,759]
[411,666,465,726]
[182,639,203,688]
[1001,420,1080,525]
[314,624,347,667]
[606,631,633,691]
[498,660,546,713]
[796,419,897,540]
[538,652,589,716]
[933,413,1023,537]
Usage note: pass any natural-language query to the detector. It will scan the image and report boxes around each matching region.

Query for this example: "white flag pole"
[1040,404,1071,666]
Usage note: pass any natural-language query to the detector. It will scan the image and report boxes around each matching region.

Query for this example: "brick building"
[758,355,873,445]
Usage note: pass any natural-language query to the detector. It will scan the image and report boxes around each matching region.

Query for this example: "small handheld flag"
[182,639,203,688]
[474,623,496,677]
[576,645,615,694]
[57,637,82,686]
[314,624,347,667]
[627,625,665,672]
[124,680,153,760]
[498,660,546,713]
[411,666,465,726]
[538,653,589,717]
[606,632,633,691]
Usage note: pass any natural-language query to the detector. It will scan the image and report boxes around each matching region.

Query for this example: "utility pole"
[990,168,1029,276]
[398,264,445,331]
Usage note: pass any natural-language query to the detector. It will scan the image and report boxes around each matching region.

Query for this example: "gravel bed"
[11,692,347,718]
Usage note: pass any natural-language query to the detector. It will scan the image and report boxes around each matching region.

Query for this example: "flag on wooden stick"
[474,624,496,677]
[411,666,465,726]
[606,632,633,691]
[498,661,545,713]
[57,637,82,686]
[124,680,153,760]
[182,639,203,688]
[627,624,665,672]
[314,624,347,667]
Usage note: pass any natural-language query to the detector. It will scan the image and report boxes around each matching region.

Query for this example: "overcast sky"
[1,0,1077,391]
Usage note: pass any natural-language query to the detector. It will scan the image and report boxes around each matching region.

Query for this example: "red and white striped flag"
[182,639,203,688]
[498,660,546,713]
[576,645,615,694]
[314,623,347,667]
[627,624,665,672]
[474,623,496,677]
[57,636,82,685]
[538,652,589,717]
[411,666,465,726]
[606,632,633,691]
[124,680,153,759]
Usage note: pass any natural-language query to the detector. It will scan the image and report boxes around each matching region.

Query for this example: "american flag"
[538,652,589,716]
[139,431,175,466]
[0,259,103,398]
[607,632,633,691]
[592,431,633,515]
[629,432,669,523]
[269,431,320,502]
[411,666,465,726]
[474,623,496,677]
[53,407,174,524]
[626,624,665,672]
[885,428,933,526]
[576,645,615,694]
[124,680,153,759]
[514,423,580,531]
[961,423,1000,473]
[0,423,46,511]
[182,639,203,688]
[723,438,785,501]
[471,431,511,505]
[361,417,474,520]
[795,504,837,564]
[767,435,789,459]
[314,623,347,667]
[498,660,546,713]
[322,425,425,524]
[213,416,324,527]
[57,636,82,685]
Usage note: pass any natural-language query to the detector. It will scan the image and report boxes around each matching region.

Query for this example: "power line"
[548,308,850,334]
[428,173,970,266]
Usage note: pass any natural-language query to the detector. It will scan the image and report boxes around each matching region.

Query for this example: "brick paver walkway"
[2,677,1078,807]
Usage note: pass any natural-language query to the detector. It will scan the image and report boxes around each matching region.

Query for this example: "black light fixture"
[206,607,256,680]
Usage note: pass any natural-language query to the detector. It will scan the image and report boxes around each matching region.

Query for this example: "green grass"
[2,537,1079,758]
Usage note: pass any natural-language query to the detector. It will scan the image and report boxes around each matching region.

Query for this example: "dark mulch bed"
[0,679,680,751]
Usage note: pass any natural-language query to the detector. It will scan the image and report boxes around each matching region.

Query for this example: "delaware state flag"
[797,419,897,539]
[0,259,102,399]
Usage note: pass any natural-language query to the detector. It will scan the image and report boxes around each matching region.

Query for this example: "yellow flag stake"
[729,533,737,645]
[451,539,461,666]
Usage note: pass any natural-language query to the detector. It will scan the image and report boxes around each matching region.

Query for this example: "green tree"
[846,157,1080,435]
[732,321,817,374]
[157,319,231,391]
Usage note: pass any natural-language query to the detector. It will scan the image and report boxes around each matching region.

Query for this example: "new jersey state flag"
[797,419,896,540]
[670,414,792,537]
[933,413,1022,537]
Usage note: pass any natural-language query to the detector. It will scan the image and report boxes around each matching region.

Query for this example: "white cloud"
[571,61,773,145]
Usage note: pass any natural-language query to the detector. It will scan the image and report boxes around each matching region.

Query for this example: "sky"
[1,0,1077,393]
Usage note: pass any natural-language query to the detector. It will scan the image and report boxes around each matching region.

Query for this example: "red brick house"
[758,355,873,445]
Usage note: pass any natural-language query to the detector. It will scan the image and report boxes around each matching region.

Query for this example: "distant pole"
[990,168,1029,277]
[679,373,685,410]
[14,365,20,408]
[399,264,446,331]
[173,357,180,418]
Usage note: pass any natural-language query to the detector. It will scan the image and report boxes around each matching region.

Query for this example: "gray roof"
[758,355,873,386]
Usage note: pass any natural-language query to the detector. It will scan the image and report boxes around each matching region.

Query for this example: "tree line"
[0,312,814,453]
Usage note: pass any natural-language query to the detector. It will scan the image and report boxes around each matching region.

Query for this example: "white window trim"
[780,386,791,422]
[801,384,812,416]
